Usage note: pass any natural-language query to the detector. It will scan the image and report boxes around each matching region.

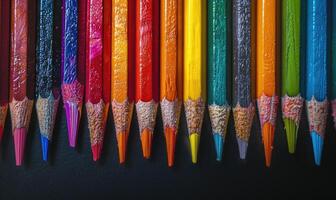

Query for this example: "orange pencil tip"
[165,127,176,167]
[117,131,128,164]
[140,129,153,159]
[262,123,275,167]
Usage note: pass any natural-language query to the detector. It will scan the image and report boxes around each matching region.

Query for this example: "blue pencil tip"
[311,131,324,166]
[40,135,49,161]
[236,137,248,160]
[213,133,224,161]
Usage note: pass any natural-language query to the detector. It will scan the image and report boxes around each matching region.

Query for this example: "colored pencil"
[135,0,160,159]
[85,0,110,161]
[256,0,279,167]
[0,0,10,142]
[306,0,328,166]
[281,0,303,154]
[9,0,36,166]
[232,0,255,160]
[61,0,85,148]
[111,0,135,164]
[184,0,207,164]
[36,0,61,161]
[331,0,336,129]
[207,0,230,162]
[160,0,183,167]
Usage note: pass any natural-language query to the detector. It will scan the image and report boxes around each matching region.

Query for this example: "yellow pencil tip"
[189,133,200,164]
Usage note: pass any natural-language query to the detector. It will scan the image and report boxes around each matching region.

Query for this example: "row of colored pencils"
[0,0,333,167]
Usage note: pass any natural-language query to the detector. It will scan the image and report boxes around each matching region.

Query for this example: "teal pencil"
[207,0,230,162]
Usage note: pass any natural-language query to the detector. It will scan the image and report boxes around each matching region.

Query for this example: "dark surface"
[0,103,336,199]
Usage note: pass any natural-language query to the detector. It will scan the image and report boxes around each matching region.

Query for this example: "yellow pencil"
[184,0,207,164]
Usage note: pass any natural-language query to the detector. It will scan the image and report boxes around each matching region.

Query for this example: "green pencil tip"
[283,118,299,154]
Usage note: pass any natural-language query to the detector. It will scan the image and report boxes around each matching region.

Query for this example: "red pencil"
[0,0,10,141]
[135,0,160,159]
[85,0,110,161]
[9,0,36,166]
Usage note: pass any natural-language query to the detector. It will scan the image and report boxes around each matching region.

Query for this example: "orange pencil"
[111,0,135,164]
[256,0,279,167]
[160,0,183,167]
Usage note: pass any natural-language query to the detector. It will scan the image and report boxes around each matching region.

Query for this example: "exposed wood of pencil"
[85,0,109,161]
[184,0,206,164]
[160,0,183,167]
[232,0,255,160]
[35,0,61,161]
[256,0,278,167]
[306,0,328,166]
[111,0,135,164]
[61,0,84,148]
[9,0,36,166]
[0,0,10,141]
[135,0,159,159]
[281,0,302,154]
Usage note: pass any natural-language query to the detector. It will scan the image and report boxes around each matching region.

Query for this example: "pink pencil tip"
[14,128,27,166]
[64,101,81,148]
[91,143,102,161]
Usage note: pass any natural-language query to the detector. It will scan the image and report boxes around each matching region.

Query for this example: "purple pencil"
[61,0,85,147]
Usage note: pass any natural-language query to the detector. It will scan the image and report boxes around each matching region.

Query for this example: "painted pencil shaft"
[256,0,278,167]
[281,0,303,154]
[331,0,336,129]
[0,0,10,141]
[135,0,159,159]
[61,0,84,148]
[160,0,183,167]
[85,0,109,161]
[306,0,328,166]
[184,0,206,164]
[232,0,255,160]
[111,0,135,164]
[9,0,36,166]
[36,0,61,161]
[207,0,230,162]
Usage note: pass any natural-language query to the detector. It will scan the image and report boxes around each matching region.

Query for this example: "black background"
[0,103,336,199]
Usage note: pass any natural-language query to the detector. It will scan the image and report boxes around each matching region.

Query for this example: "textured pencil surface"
[9,0,36,166]
[232,0,255,160]
[36,0,61,161]
[208,0,230,161]
[332,0,336,129]
[135,0,159,159]
[111,0,135,164]
[61,0,84,148]
[184,0,206,163]
[160,0,183,166]
[306,0,328,166]
[85,0,109,161]
[256,0,278,167]
[0,0,10,140]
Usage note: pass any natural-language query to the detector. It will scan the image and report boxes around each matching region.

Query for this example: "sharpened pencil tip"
[262,123,275,167]
[64,101,81,148]
[213,133,224,162]
[190,133,200,164]
[117,131,127,164]
[164,127,176,167]
[141,129,153,159]
[236,137,248,160]
[92,143,103,161]
[311,131,324,166]
[40,135,49,161]
[14,128,27,166]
